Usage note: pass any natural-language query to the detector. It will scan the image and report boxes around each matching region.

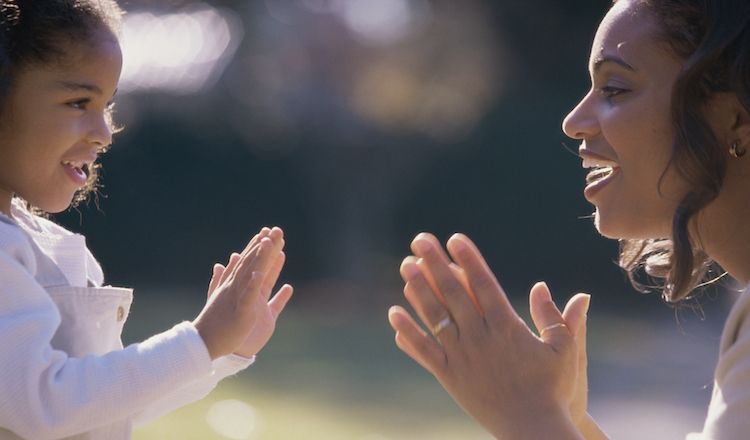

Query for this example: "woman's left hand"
[388,233,589,439]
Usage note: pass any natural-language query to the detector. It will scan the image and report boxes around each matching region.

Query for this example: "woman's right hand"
[388,232,593,439]
[193,227,287,360]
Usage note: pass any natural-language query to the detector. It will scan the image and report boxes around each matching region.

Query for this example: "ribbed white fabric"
[687,288,750,440]
[0,200,253,439]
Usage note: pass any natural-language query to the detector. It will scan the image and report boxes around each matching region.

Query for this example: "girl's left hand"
[388,233,589,439]
[206,233,293,359]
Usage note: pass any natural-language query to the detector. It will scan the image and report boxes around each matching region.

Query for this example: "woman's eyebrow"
[591,55,636,73]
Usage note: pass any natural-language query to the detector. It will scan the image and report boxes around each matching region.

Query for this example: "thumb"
[562,293,591,338]
[207,263,226,299]
[529,281,572,352]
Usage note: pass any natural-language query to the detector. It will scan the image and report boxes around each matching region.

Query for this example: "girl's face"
[562,0,690,239]
[0,28,122,215]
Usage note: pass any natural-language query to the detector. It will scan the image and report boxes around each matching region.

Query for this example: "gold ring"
[540,322,567,337]
[432,316,453,337]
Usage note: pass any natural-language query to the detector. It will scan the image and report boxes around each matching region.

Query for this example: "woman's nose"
[562,92,598,140]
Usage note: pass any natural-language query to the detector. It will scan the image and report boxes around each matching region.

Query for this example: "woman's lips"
[584,165,620,199]
[579,150,620,200]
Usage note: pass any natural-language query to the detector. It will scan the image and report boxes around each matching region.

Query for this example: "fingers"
[446,234,514,323]
[401,259,459,344]
[207,263,225,298]
[563,293,590,382]
[388,305,445,374]
[219,252,243,286]
[234,235,283,294]
[268,284,294,318]
[411,234,479,326]
[261,251,287,301]
[562,293,590,338]
[238,270,267,310]
[529,282,573,353]
[220,227,278,286]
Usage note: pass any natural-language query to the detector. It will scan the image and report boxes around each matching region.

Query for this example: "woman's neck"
[698,176,750,286]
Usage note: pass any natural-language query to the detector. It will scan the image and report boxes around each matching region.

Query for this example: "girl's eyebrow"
[591,55,636,73]
[55,81,118,98]
[55,80,103,95]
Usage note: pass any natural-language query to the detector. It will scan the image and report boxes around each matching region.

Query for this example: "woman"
[388,0,750,438]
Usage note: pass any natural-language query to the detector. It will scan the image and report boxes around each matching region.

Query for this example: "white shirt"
[0,200,252,440]
[687,287,750,439]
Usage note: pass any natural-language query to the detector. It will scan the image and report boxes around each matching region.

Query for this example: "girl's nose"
[562,92,598,140]
[87,112,113,147]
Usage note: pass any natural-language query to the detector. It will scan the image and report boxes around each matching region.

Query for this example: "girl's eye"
[599,86,629,99]
[67,98,90,110]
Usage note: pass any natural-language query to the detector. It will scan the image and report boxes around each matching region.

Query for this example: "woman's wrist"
[576,412,609,440]
[486,404,583,440]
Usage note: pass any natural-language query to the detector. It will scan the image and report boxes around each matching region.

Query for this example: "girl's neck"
[0,188,13,218]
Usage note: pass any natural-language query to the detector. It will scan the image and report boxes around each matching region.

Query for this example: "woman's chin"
[592,209,670,240]
[592,211,619,239]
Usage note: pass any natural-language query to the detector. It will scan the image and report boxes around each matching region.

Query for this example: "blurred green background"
[52,0,738,438]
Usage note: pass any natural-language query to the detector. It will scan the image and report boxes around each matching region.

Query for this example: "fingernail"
[413,239,430,254]
[401,262,421,279]
[449,235,467,252]
[582,294,591,315]
[535,281,552,302]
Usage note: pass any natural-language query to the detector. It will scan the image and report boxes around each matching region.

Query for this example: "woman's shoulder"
[719,287,750,353]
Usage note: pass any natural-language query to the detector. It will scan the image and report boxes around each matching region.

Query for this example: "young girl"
[0,1,293,439]
[389,0,750,438]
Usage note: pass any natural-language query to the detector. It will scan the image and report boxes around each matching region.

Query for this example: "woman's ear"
[731,99,750,148]
[704,93,750,148]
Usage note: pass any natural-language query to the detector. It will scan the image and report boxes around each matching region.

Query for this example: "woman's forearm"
[577,413,609,440]
[484,406,585,440]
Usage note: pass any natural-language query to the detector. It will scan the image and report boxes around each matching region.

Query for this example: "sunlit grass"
[128,292,490,439]
[134,379,492,439]
[128,285,730,439]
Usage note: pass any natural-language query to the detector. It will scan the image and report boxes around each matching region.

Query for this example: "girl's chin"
[30,196,75,214]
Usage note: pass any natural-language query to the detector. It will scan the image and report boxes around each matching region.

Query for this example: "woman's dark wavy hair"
[0,0,123,209]
[614,0,750,302]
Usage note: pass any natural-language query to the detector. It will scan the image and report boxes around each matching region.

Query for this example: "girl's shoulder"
[10,198,76,239]
[0,210,37,272]
[8,198,105,286]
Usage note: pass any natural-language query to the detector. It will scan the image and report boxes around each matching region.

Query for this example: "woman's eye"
[599,86,629,99]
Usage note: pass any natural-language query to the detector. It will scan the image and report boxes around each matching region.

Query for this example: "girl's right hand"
[193,227,287,360]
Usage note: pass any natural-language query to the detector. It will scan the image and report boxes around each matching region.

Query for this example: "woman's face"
[562,0,690,239]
